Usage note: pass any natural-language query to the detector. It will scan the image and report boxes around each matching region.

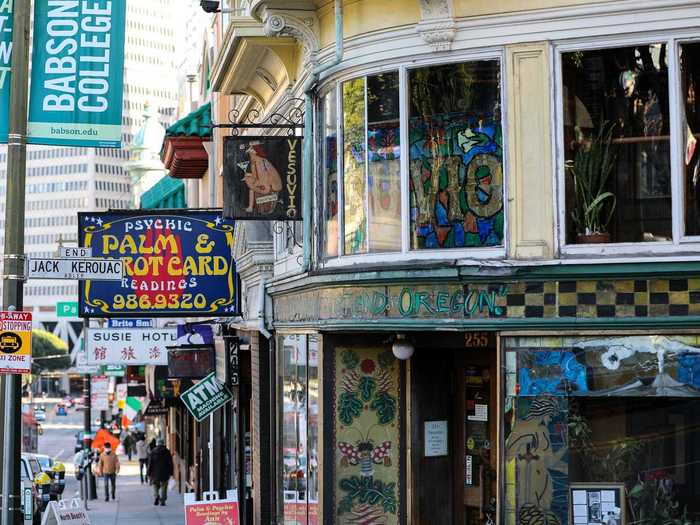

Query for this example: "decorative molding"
[416,0,456,51]
[260,8,319,64]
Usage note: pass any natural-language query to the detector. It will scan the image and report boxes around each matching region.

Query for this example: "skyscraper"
[0,0,179,343]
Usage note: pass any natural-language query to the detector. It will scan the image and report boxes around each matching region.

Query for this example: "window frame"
[317,50,509,267]
[554,31,700,256]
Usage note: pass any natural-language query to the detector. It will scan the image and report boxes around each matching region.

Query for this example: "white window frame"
[554,30,700,257]
[318,50,508,268]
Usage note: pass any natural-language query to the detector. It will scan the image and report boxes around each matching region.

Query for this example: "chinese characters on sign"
[86,328,176,365]
[78,211,238,317]
[0,311,32,374]
[223,136,303,221]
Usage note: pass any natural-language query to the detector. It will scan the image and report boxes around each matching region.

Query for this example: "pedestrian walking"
[122,432,134,461]
[135,434,149,484]
[97,442,120,502]
[147,438,173,506]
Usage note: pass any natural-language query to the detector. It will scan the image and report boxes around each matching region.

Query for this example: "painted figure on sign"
[242,143,283,214]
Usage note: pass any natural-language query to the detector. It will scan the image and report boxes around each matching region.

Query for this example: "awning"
[140,175,186,209]
[160,102,211,179]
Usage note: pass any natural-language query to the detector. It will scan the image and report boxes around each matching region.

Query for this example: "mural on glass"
[343,78,368,255]
[504,336,700,525]
[334,347,400,524]
[342,73,401,255]
[408,61,504,250]
[322,90,339,257]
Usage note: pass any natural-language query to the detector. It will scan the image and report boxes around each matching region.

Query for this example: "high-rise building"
[0,0,179,342]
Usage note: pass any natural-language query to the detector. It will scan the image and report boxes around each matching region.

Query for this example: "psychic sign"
[223,136,302,221]
[78,211,238,317]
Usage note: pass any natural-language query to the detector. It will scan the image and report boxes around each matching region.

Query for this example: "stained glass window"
[408,61,504,250]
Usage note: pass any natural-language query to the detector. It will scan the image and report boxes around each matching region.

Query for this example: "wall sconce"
[392,334,414,360]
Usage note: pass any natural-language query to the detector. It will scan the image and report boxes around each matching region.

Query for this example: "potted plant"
[567,122,618,243]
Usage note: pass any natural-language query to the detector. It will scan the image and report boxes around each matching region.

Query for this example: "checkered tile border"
[497,279,700,319]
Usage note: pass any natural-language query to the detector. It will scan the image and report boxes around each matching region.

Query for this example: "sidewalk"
[85,460,185,525]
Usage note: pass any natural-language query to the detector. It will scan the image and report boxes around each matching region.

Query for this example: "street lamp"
[392,334,414,360]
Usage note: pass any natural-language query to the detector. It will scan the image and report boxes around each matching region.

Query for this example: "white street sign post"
[27,257,122,281]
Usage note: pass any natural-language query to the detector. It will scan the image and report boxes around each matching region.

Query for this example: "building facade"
[0,0,178,330]
[188,1,700,524]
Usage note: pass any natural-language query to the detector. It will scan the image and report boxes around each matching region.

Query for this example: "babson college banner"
[223,136,302,221]
[28,0,126,147]
[79,211,238,317]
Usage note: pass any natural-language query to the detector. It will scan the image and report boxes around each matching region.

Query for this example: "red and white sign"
[185,497,239,525]
[90,375,110,412]
[0,311,32,374]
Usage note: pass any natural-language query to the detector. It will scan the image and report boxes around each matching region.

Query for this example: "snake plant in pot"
[567,122,618,243]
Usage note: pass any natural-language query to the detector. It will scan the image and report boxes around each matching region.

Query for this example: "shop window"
[562,45,672,245]
[409,61,503,250]
[278,335,319,525]
[504,335,700,525]
[321,58,504,260]
[681,42,700,236]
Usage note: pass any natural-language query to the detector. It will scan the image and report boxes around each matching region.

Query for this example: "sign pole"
[1,1,30,523]
[209,412,214,498]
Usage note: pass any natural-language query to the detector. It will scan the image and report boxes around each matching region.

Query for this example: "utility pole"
[1,1,31,524]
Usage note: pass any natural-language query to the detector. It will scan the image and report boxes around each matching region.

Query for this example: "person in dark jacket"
[147,438,173,506]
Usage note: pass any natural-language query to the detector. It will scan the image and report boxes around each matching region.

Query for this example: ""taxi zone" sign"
[0,311,32,374]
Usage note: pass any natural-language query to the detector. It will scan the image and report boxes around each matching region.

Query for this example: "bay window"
[320,57,505,260]
[559,38,700,251]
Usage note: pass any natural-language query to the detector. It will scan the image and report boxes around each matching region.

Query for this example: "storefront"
[270,272,700,525]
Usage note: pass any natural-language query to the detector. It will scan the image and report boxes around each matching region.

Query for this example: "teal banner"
[0,0,13,143]
[28,0,125,147]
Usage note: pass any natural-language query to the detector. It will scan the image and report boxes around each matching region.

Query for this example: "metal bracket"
[211,97,305,137]
[0,254,26,282]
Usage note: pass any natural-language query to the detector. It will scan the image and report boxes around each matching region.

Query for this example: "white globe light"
[392,336,414,360]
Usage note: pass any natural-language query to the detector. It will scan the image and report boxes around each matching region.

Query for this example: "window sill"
[318,246,506,269]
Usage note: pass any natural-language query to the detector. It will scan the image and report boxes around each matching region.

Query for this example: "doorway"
[409,332,498,525]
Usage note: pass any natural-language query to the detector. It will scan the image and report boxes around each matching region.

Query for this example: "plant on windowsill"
[567,122,618,244]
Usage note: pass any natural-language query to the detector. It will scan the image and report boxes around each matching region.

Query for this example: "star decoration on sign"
[96,218,103,226]
[214,216,223,226]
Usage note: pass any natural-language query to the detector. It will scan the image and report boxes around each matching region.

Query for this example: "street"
[36,402,184,525]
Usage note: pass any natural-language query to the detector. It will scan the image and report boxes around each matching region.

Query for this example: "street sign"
[100,365,125,377]
[56,302,79,318]
[107,319,154,329]
[27,257,123,281]
[180,372,233,422]
[59,247,92,258]
[86,328,176,365]
[0,311,32,374]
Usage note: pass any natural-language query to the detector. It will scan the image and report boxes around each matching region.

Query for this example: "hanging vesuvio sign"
[27,0,126,147]
[223,136,302,221]
[78,210,238,317]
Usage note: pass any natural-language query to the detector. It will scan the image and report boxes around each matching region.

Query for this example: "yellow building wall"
[505,42,554,259]
[455,0,615,17]
[318,0,420,48]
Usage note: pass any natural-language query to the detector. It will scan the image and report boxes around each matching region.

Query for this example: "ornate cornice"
[260,7,320,65]
[416,0,456,52]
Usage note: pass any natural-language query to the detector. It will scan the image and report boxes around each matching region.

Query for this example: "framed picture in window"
[570,483,625,525]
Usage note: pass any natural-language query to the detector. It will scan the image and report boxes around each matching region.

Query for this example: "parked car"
[54,403,67,416]
[21,453,46,524]
[33,454,54,475]
[34,409,46,422]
